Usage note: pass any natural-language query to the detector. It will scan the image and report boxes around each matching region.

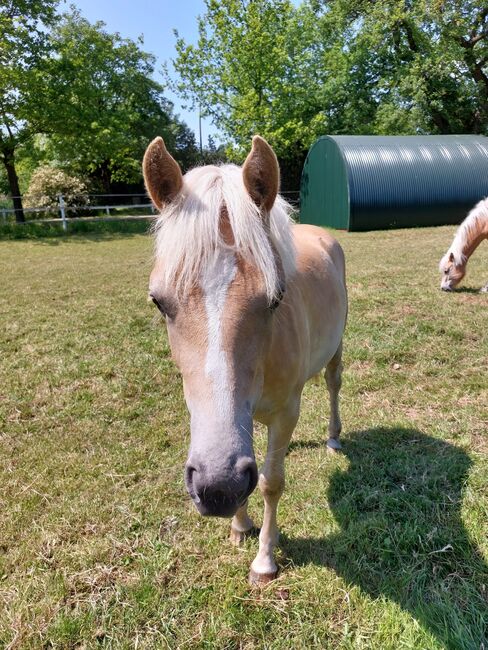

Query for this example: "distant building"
[300,135,488,231]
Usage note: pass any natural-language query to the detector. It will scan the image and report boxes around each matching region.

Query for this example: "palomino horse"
[439,197,488,292]
[144,135,347,584]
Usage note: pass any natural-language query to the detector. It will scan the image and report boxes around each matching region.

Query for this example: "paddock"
[1,227,487,648]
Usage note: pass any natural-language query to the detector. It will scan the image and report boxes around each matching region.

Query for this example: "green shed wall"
[300,137,349,229]
[300,135,488,231]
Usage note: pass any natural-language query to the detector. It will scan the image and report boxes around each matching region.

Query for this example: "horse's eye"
[150,294,178,320]
[150,295,166,315]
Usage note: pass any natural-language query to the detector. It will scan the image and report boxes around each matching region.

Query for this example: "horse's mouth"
[193,495,241,518]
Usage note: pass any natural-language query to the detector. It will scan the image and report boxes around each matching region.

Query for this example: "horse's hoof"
[480,285,488,293]
[249,568,278,587]
[327,438,342,453]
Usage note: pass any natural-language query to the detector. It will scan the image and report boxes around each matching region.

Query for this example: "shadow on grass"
[287,439,323,452]
[447,285,488,294]
[283,428,488,650]
[449,286,488,294]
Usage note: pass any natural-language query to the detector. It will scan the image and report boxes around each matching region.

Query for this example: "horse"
[143,135,348,585]
[439,197,488,292]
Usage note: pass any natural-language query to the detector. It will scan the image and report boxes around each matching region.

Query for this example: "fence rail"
[0,193,155,230]
[0,190,301,230]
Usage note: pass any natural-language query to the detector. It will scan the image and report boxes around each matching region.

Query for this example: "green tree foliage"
[171,0,487,189]
[202,135,228,164]
[41,11,199,192]
[0,0,60,221]
[325,0,488,135]
[171,0,325,187]
[1,3,199,217]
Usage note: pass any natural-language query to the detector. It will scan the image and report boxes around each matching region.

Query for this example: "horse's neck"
[462,217,488,260]
[455,207,488,262]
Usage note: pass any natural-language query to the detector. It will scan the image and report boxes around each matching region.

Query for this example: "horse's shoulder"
[292,224,344,270]
[292,223,339,247]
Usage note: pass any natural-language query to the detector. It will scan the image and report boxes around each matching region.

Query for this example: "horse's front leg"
[249,404,299,586]
[230,501,255,545]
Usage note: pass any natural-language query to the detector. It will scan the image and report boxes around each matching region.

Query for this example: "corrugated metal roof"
[300,135,488,230]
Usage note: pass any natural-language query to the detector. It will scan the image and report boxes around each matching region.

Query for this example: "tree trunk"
[2,149,25,223]
[99,160,112,194]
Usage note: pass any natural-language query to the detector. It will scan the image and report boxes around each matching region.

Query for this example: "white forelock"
[153,164,296,301]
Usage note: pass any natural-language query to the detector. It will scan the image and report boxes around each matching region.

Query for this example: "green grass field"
[1,226,487,649]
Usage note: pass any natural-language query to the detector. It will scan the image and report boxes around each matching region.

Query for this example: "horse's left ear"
[242,135,279,212]
[449,252,455,263]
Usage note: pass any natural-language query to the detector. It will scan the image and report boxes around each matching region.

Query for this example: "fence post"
[1,210,6,223]
[105,206,110,216]
[58,194,67,231]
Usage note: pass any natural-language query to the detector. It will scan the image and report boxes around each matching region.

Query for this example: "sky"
[67,0,218,143]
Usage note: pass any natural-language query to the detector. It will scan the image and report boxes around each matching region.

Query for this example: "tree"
[171,0,327,189]
[313,0,488,135]
[172,0,487,191]
[42,11,198,192]
[0,0,60,222]
[1,5,200,217]
[202,135,228,164]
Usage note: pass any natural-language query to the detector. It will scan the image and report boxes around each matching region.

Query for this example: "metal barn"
[300,135,488,231]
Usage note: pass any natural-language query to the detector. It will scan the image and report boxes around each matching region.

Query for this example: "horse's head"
[143,136,293,517]
[439,251,466,291]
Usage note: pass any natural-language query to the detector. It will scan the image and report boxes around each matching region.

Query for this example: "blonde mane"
[439,197,488,269]
[153,164,296,301]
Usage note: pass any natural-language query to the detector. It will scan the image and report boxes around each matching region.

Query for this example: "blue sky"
[68,0,218,142]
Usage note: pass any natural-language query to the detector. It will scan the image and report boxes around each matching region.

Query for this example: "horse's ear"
[449,252,455,263]
[143,137,183,210]
[242,135,279,212]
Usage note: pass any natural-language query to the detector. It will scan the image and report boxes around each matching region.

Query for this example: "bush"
[24,167,89,216]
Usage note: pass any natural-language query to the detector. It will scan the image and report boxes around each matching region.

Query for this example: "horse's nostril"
[184,456,258,517]
[241,460,258,495]
[185,464,200,501]
[185,464,196,484]
[238,462,258,503]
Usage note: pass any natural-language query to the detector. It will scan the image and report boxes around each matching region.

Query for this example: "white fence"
[1,190,301,230]
[0,193,155,230]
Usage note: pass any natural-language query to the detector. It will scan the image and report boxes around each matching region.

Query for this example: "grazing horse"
[439,198,488,292]
[144,135,347,584]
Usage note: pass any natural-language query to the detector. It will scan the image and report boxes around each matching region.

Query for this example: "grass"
[0,217,151,240]
[0,225,487,649]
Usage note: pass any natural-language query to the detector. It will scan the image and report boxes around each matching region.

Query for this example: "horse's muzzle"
[185,457,258,518]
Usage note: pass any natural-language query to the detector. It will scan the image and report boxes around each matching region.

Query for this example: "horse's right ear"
[242,135,279,212]
[143,137,183,210]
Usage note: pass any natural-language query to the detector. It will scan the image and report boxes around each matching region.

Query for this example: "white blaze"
[201,249,237,422]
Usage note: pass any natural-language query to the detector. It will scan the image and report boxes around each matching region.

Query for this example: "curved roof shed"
[300,135,488,231]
